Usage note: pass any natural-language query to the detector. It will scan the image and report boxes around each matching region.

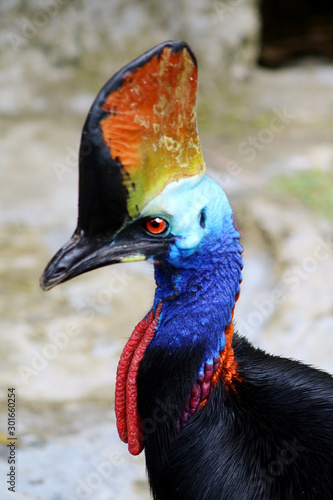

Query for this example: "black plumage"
[138,334,333,500]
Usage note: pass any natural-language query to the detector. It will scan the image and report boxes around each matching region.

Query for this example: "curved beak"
[40,224,173,291]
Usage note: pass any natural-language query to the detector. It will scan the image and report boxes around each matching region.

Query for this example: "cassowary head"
[40,41,240,290]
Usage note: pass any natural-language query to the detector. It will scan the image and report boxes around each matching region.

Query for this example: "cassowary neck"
[151,232,243,362]
[137,228,242,469]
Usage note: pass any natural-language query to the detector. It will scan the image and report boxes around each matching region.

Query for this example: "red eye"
[145,217,168,235]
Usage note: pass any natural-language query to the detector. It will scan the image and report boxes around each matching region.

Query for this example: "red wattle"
[115,303,162,455]
[115,311,153,443]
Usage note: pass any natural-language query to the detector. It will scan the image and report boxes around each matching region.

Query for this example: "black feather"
[138,333,333,500]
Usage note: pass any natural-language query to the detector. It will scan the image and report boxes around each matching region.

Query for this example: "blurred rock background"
[0,1,332,499]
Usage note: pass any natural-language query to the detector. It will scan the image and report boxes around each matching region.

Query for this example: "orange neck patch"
[212,293,241,392]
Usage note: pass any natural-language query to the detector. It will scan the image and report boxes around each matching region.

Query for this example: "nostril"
[55,264,68,274]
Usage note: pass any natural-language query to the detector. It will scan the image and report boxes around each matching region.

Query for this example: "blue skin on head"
[141,176,243,370]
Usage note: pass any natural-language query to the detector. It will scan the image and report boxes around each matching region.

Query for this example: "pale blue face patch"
[141,175,234,265]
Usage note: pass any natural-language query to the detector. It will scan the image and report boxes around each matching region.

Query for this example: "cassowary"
[41,41,333,500]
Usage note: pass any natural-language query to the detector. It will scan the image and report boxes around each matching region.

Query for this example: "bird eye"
[145,217,168,235]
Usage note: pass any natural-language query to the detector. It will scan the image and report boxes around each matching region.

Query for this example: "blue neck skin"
[151,219,243,370]
[140,175,243,371]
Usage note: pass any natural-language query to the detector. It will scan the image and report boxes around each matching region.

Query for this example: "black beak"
[40,222,173,291]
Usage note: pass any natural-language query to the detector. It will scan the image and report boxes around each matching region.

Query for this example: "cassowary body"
[41,41,333,499]
[140,332,333,499]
